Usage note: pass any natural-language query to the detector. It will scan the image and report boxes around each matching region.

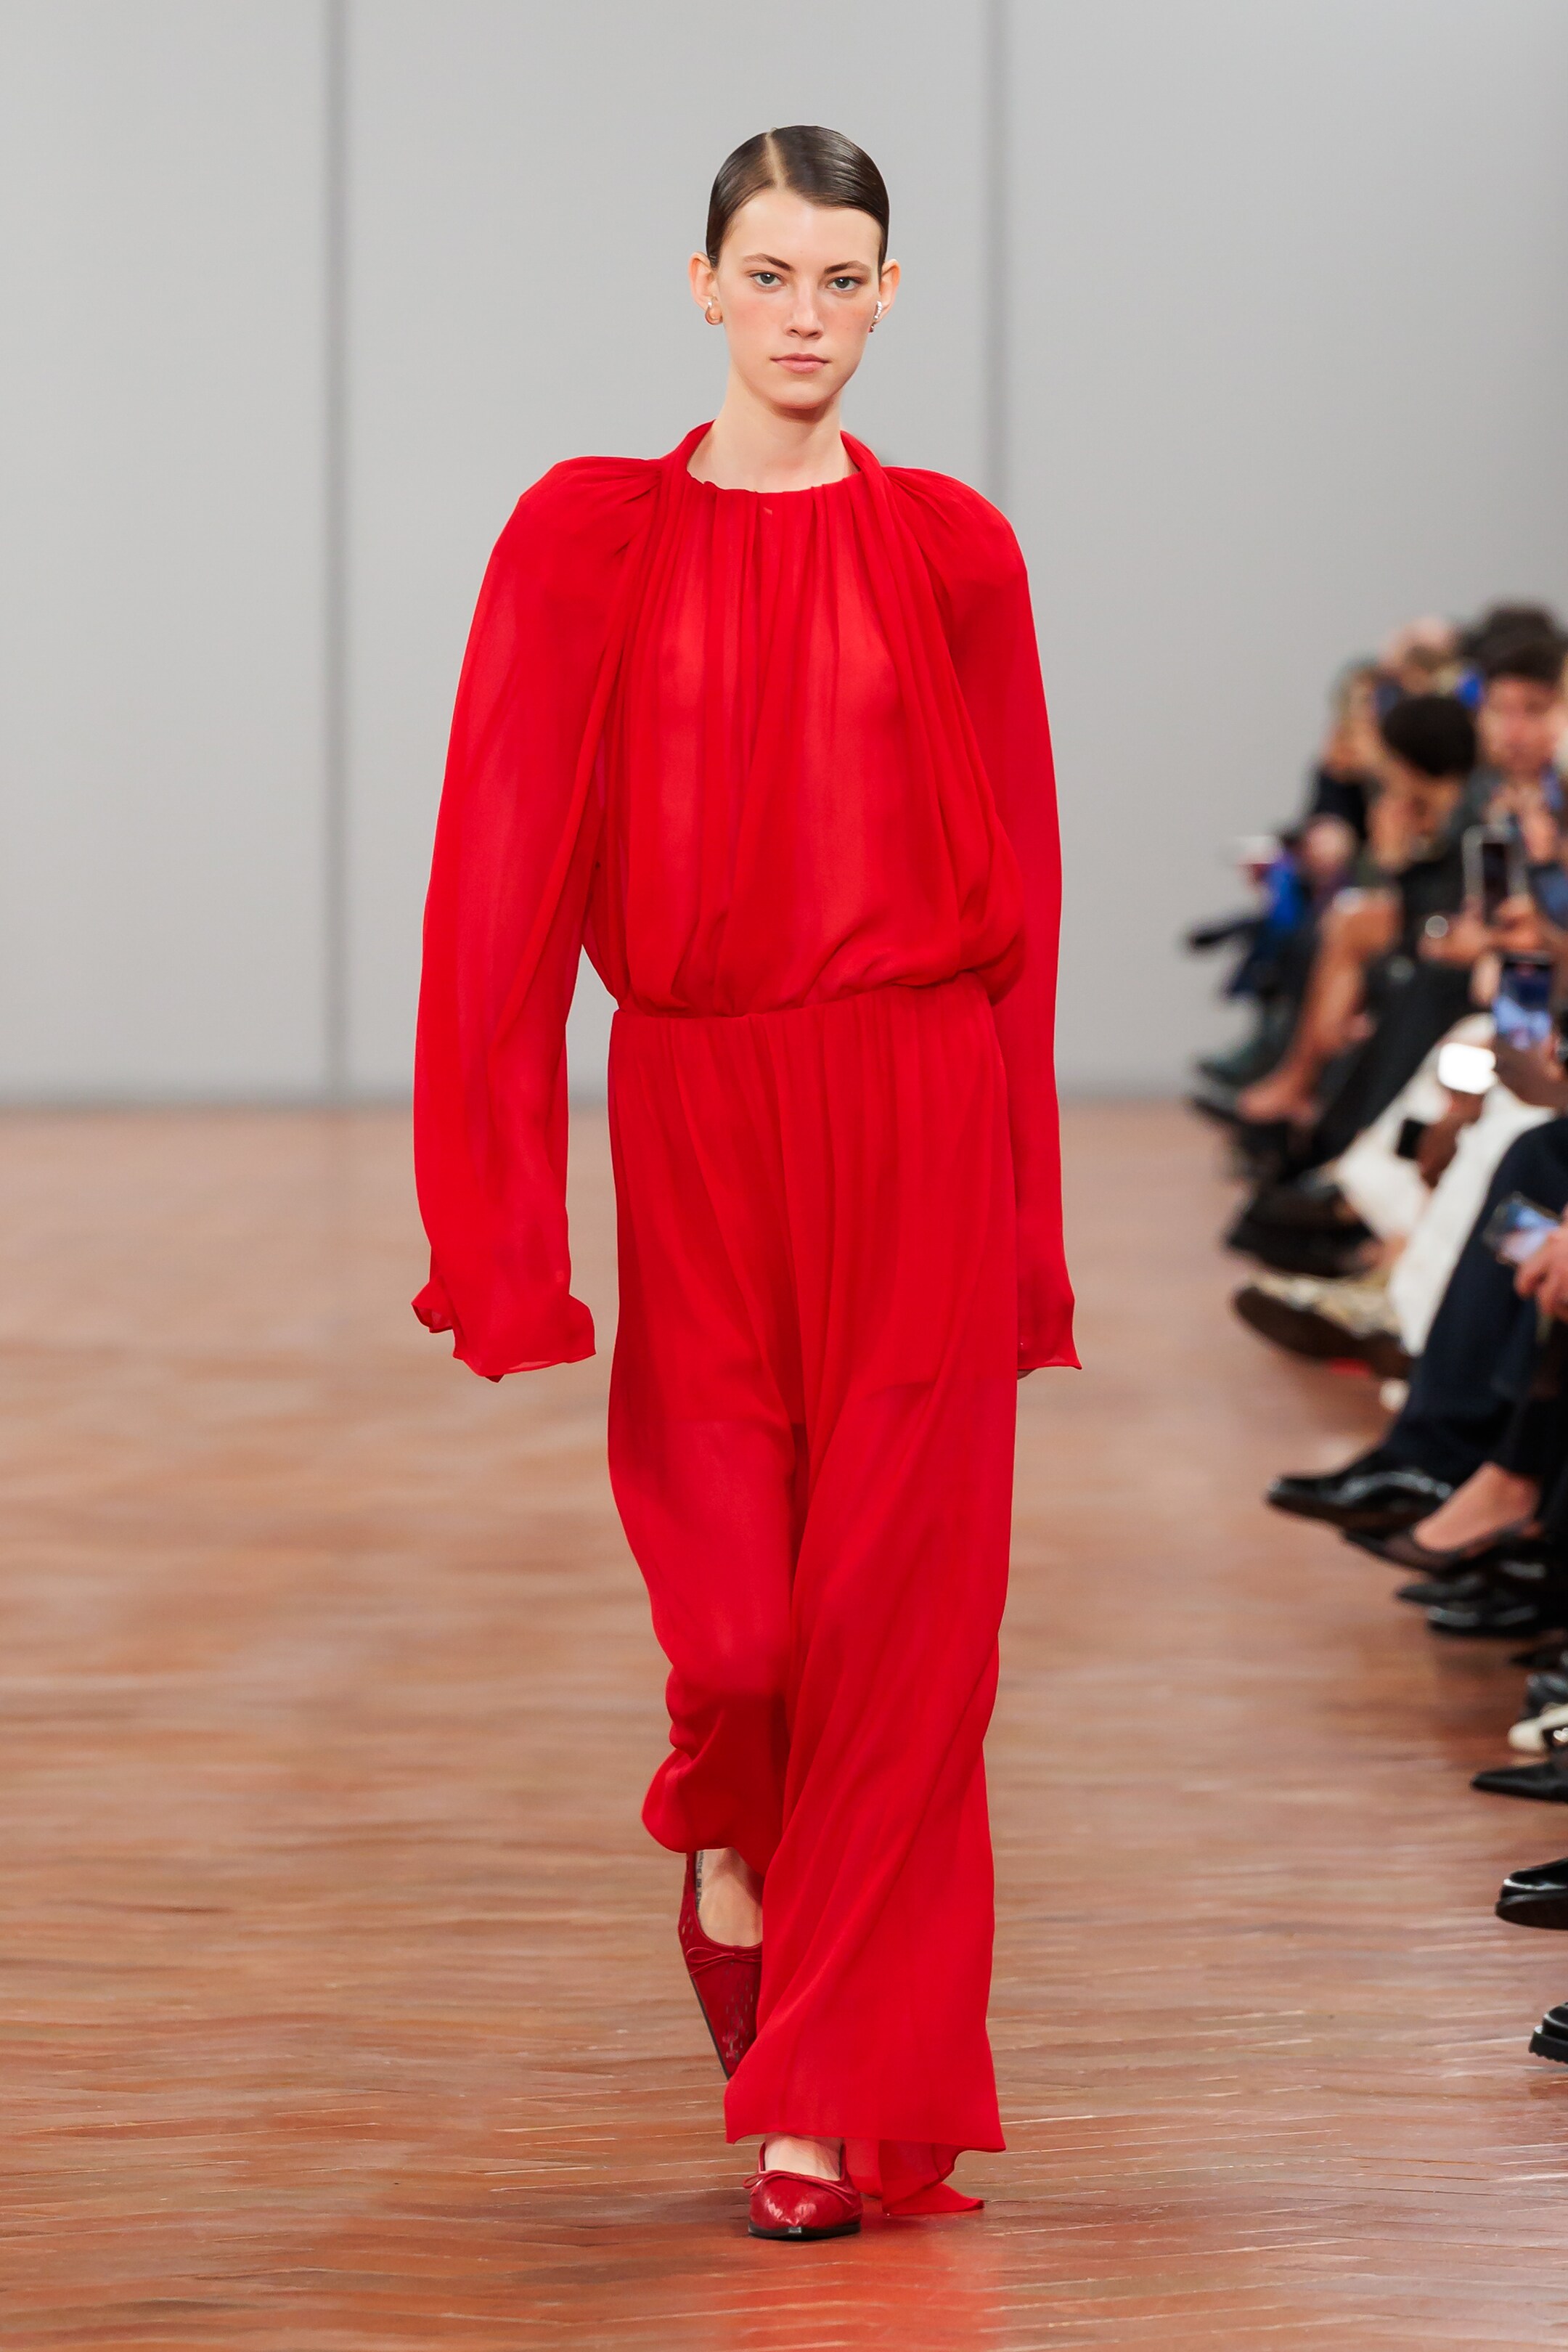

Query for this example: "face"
[1480,677,1566,780]
[1378,751,1460,838]
[690,188,898,415]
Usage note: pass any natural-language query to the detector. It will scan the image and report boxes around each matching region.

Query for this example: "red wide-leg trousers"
[607,976,1017,2203]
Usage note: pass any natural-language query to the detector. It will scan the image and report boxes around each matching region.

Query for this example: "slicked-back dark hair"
[1379,693,1478,780]
[706,126,889,266]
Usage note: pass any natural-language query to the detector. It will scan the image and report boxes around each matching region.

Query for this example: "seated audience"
[1230,693,1479,1129]
[1191,603,1568,2065]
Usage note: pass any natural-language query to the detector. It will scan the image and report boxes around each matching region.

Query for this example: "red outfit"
[414,424,1074,2210]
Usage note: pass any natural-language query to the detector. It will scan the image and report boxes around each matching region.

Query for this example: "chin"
[760,370,840,412]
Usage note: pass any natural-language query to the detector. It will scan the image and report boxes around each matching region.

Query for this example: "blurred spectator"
[1190,599,1568,2067]
[1228,693,1480,1136]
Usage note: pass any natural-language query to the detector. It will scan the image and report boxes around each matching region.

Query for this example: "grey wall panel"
[0,1,328,1095]
[7,2,1567,1102]
[343,0,987,1095]
[1008,0,1568,1090]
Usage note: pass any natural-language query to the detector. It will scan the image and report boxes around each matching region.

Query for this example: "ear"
[875,257,902,319]
[689,250,716,314]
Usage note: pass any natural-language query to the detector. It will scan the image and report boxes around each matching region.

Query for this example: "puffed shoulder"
[491,452,661,580]
[883,465,1028,608]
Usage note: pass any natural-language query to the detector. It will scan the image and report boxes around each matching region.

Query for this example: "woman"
[413,126,1074,2242]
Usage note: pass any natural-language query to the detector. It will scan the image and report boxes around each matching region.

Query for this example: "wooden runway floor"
[4,1103,1568,2346]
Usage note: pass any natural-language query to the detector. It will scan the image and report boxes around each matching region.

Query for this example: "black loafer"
[1238,1180,1367,1238]
[1514,1641,1568,1670]
[1397,1569,1487,1608]
[1226,1218,1372,1280]
[1341,1522,1536,1574]
[1530,2003,1568,2063]
[1498,1858,1568,1929]
[1526,1670,1568,1715]
[1426,1545,1566,1638]
[1267,1460,1453,1532]
[1430,1588,1561,1639]
[1473,1758,1568,1800]
[1233,1286,1408,1376]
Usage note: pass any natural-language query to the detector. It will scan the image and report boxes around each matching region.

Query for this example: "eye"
[829,277,862,293]
[751,271,781,288]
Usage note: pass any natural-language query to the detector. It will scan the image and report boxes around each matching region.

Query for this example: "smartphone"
[1493,952,1556,1050]
[1435,1040,1496,1095]
[1395,1116,1428,1161]
[1482,1192,1560,1267]
[1463,825,1524,920]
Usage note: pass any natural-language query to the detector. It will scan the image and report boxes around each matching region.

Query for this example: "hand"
[1416,1096,1483,1186]
[1493,894,1548,954]
[1492,1036,1568,1111]
[1516,1217,1568,1318]
[1420,907,1493,965]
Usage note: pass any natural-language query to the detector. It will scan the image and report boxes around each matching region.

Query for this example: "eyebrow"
[739,252,870,272]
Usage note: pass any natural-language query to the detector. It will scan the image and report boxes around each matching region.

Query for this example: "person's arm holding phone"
[1421,894,1545,968]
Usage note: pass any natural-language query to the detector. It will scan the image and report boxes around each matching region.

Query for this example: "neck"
[687,374,855,491]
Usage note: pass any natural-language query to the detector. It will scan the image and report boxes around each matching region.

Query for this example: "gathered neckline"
[683,464,862,498]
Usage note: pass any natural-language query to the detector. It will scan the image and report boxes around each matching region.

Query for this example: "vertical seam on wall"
[322,0,348,1100]
[983,0,1010,511]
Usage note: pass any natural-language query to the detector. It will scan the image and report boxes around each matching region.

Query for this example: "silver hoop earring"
[870,299,885,332]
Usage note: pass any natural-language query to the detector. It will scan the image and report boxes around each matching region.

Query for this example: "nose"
[785,289,824,339]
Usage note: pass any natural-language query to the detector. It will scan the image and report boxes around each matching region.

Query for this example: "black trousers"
[1379,1117,1568,1485]
[1309,960,1477,1168]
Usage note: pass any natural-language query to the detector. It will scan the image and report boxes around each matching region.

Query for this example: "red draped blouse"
[414,425,1075,1379]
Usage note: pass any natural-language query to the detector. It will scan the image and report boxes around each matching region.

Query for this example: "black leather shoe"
[1233,1285,1409,1376]
[1227,1218,1372,1279]
[1429,1586,1561,1639]
[1498,1858,1568,1929]
[1396,1569,1487,1607]
[1473,1755,1568,1799]
[1267,1459,1453,1531]
[1514,1641,1568,1670]
[1341,1522,1535,1573]
[1238,1179,1367,1237]
[1530,2002,1568,2062]
[1198,1108,1297,1172]
[1526,1669,1568,1715]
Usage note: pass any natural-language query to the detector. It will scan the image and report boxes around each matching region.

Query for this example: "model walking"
[413,126,1075,2240]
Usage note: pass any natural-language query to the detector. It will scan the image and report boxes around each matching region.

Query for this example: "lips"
[774,356,828,372]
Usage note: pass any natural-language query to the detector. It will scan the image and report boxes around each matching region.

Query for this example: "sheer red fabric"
[609,977,1016,2196]
[414,425,1074,1376]
[413,425,1076,2204]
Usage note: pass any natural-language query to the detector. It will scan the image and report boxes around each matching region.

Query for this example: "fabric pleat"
[412,422,1079,2198]
[609,979,1016,2194]
[414,424,1074,1377]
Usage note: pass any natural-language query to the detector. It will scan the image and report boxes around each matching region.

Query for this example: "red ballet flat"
[678,1852,761,2078]
[747,2151,864,2241]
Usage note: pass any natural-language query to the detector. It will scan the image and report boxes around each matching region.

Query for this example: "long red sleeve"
[412,459,651,1378]
[894,475,1078,1371]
